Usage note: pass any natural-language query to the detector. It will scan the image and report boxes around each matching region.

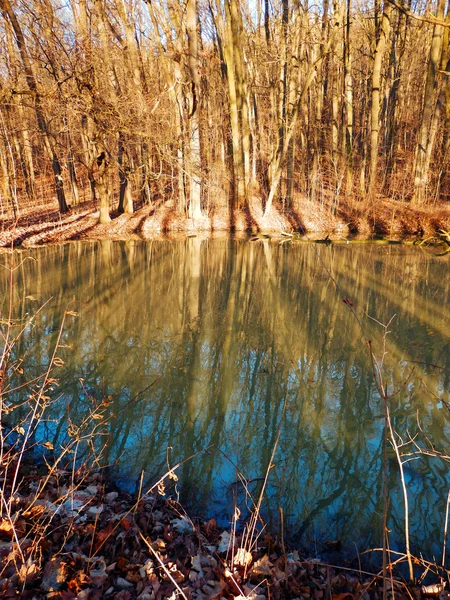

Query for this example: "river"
[2,238,450,563]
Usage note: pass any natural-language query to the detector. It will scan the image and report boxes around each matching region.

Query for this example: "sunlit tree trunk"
[186,0,202,219]
[264,0,345,216]
[92,0,120,222]
[230,0,251,192]
[437,55,450,197]
[412,0,447,204]
[331,0,341,164]
[285,1,303,208]
[71,0,98,204]
[211,0,251,208]
[115,0,151,214]
[96,152,111,224]
[67,144,80,206]
[12,97,36,202]
[224,0,247,205]
[145,0,197,214]
[140,143,152,205]
[0,135,18,218]
[384,8,407,189]
[118,135,133,214]
[343,0,354,194]
[369,0,392,194]
[274,0,289,202]
[0,0,69,213]
[268,0,303,209]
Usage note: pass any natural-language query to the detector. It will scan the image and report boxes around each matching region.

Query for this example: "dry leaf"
[205,518,217,537]
[233,547,252,568]
[218,531,232,553]
[89,558,108,587]
[116,576,134,590]
[202,580,225,599]
[172,516,193,533]
[422,583,446,595]
[251,554,273,576]
[189,554,204,582]
[18,560,38,585]
[0,519,14,539]
[41,559,68,591]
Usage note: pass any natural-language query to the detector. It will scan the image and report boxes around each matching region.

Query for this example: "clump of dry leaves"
[0,465,447,600]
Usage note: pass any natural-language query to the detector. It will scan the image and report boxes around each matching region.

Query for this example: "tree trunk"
[223,0,247,206]
[0,0,69,213]
[331,0,341,164]
[264,0,345,216]
[383,12,401,188]
[343,0,354,194]
[95,152,111,224]
[14,99,36,201]
[369,0,392,194]
[412,0,446,204]
[0,137,18,218]
[118,135,133,214]
[186,0,202,219]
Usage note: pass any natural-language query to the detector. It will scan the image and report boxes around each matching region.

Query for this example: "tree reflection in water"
[3,239,450,561]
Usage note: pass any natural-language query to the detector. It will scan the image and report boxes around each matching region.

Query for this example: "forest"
[2,1,450,593]
[0,0,449,232]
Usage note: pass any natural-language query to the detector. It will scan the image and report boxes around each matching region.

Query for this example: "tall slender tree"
[0,0,69,213]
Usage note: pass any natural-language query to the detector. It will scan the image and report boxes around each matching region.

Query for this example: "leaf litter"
[0,466,447,599]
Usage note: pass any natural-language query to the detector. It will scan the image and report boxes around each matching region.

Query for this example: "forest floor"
[0,460,440,600]
[0,194,449,248]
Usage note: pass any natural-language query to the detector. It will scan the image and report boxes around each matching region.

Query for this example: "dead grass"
[0,194,449,248]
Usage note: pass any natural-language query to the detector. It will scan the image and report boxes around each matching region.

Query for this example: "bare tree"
[0,0,69,213]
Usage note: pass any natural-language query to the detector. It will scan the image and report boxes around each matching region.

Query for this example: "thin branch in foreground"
[139,532,188,600]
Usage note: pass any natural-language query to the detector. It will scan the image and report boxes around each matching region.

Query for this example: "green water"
[2,239,450,561]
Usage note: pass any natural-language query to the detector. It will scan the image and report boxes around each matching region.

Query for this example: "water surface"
[2,239,450,563]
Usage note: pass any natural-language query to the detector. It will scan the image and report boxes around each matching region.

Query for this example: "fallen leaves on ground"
[0,465,441,600]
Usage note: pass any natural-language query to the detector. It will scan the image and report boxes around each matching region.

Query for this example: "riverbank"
[0,461,436,600]
[0,195,449,248]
